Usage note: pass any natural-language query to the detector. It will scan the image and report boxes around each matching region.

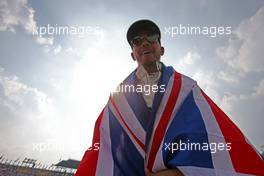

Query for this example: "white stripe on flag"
[193,86,236,173]
[111,92,145,145]
[96,107,114,176]
[109,101,145,157]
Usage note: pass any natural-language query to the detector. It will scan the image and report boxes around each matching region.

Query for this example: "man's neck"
[142,62,159,74]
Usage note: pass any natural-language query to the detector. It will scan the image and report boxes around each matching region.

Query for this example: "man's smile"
[141,49,153,56]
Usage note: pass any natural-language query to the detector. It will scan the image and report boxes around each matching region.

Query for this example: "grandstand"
[0,155,80,176]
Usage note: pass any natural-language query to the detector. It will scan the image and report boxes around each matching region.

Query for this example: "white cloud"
[193,70,215,88]
[217,70,239,83]
[177,51,201,66]
[0,70,60,163]
[0,0,53,45]
[217,6,264,73]
[174,51,201,75]
[212,8,264,150]
[0,70,86,163]
[35,36,54,46]
[254,79,264,95]
[192,70,221,104]
[0,0,36,33]
[53,45,62,55]
[219,92,238,113]
[0,73,52,120]
[218,79,264,150]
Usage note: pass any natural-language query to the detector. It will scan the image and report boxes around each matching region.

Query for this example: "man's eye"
[147,35,159,42]
[134,38,142,44]
[132,37,143,46]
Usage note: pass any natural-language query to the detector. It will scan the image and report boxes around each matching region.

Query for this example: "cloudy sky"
[0,0,264,164]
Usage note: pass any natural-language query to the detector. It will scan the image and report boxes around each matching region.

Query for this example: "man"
[75,20,264,176]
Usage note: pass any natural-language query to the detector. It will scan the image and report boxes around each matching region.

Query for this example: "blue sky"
[0,0,264,164]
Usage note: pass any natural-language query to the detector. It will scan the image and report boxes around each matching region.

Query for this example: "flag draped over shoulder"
[75,63,264,176]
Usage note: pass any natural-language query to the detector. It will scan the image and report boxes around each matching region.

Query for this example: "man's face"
[131,31,164,66]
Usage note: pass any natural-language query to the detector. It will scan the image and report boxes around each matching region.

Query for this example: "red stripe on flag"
[75,109,104,176]
[202,91,264,175]
[147,72,182,171]
[110,97,145,151]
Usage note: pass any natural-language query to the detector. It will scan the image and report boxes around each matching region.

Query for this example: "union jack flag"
[76,63,264,176]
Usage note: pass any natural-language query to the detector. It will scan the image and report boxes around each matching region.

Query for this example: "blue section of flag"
[163,91,214,169]
[108,107,145,176]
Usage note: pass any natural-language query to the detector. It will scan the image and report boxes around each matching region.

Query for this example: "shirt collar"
[135,61,162,81]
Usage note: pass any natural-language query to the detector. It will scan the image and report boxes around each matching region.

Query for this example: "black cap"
[126,19,161,46]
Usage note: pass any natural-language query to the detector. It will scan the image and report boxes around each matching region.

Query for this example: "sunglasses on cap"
[130,34,159,47]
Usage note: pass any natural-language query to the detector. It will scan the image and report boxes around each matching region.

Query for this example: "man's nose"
[141,38,151,47]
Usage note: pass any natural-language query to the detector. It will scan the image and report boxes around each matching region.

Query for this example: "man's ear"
[160,46,165,56]
[131,52,136,61]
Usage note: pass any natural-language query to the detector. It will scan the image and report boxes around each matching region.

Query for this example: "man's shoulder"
[121,69,136,85]
[164,65,199,95]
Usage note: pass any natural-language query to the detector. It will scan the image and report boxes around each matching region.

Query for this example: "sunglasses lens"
[131,34,159,47]
[131,36,143,46]
[147,34,159,42]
